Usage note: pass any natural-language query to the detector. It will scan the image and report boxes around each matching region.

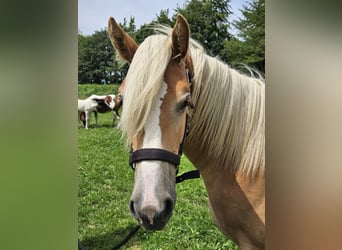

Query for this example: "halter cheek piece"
[129,68,198,182]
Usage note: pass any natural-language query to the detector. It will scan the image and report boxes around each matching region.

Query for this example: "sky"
[78,0,247,36]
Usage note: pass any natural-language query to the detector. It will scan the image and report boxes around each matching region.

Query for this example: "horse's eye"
[179,95,194,112]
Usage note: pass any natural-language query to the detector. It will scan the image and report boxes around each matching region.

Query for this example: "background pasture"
[78,84,237,249]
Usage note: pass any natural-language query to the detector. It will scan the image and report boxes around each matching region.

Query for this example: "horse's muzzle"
[129,197,174,231]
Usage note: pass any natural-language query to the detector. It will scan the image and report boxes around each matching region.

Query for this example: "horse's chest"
[205,176,246,225]
[202,170,265,246]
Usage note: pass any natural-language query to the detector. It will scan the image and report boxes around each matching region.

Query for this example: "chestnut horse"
[108,15,264,249]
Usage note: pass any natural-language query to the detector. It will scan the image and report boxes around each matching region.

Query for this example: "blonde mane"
[188,47,265,176]
[120,26,265,176]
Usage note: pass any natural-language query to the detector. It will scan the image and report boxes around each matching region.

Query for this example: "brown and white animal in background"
[108,15,264,249]
[79,94,123,128]
[78,95,115,129]
[94,94,122,126]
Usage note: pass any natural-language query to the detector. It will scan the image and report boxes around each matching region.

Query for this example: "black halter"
[129,68,193,174]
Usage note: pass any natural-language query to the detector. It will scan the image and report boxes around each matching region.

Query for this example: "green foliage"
[225,0,265,72]
[223,38,245,66]
[78,30,119,84]
[177,0,232,57]
[78,17,135,85]
[78,85,238,249]
[154,9,174,26]
[135,10,174,44]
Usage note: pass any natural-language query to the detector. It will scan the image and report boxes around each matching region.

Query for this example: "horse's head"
[109,15,193,230]
[104,95,116,109]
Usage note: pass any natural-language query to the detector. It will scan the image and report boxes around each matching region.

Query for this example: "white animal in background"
[78,95,115,129]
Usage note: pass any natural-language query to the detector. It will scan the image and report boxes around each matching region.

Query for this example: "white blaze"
[138,82,168,207]
[143,82,167,148]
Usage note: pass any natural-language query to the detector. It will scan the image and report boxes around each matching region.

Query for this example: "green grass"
[78,84,237,249]
[78,84,120,99]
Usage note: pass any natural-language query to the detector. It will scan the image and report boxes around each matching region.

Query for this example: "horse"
[78,95,116,129]
[92,94,122,126]
[108,14,265,249]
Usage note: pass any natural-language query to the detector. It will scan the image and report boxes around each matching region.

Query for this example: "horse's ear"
[108,17,138,63]
[171,14,190,62]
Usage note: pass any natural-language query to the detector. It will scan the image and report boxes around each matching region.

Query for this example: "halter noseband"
[129,68,192,172]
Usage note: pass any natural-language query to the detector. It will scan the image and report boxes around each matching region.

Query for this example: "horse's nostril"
[163,198,174,219]
[129,200,136,216]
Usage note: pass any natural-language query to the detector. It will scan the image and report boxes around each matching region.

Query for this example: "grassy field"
[78,84,237,249]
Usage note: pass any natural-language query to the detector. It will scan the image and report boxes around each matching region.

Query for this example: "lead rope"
[78,169,200,250]
[109,169,200,250]
[110,225,141,250]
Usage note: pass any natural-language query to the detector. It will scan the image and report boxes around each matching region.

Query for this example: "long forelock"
[119,32,172,144]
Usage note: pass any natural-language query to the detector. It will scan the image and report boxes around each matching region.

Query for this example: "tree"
[78,17,138,84]
[135,9,174,44]
[78,30,117,84]
[176,0,232,58]
[223,37,245,67]
[78,34,93,83]
[156,9,174,25]
[233,0,265,72]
